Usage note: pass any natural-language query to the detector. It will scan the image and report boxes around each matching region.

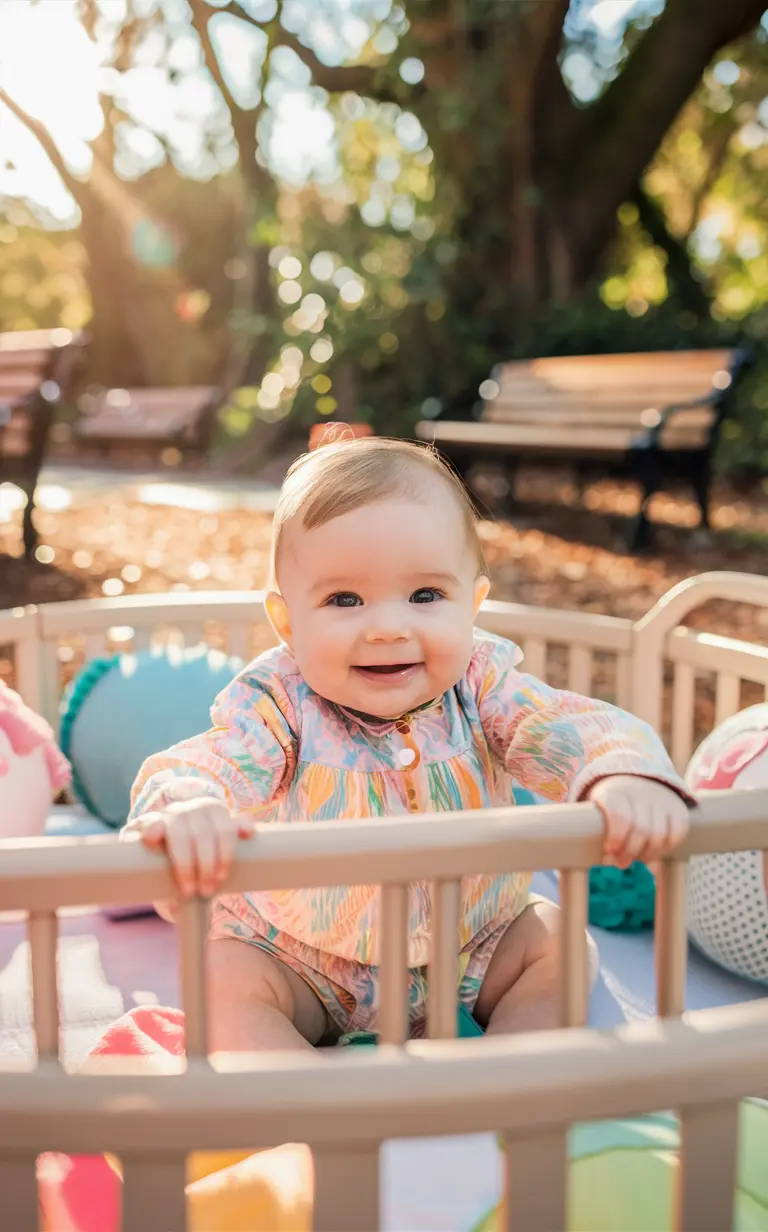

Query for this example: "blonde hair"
[270,436,488,586]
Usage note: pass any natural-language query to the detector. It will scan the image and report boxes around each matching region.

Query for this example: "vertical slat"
[83,632,104,663]
[313,1144,380,1232]
[428,879,461,1039]
[14,630,41,711]
[615,653,632,710]
[28,910,59,1059]
[559,869,589,1027]
[122,1156,188,1231]
[378,883,409,1045]
[178,898,209,1057]
[180,623,204,649]
[132,625,153,653]
[715,673,741,726]
[655,860,688,1018]
[568,645,592,695]
[521,637,546,678]
[504,1129,568,1232]
[39,639,62,735]
[228,621,251,662]
[0,1157,39,1228]
[677,1101,739,1231]
[671,663,695,773]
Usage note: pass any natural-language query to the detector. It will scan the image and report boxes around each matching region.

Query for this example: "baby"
[126,429,691,1051]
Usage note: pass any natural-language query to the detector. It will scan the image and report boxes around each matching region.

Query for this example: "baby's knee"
[208,937,296,1019]
[476,900,599,1020]
[531,901,599,989]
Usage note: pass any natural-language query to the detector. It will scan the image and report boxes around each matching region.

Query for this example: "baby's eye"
[326,592,362,608]
[410,587,444,604]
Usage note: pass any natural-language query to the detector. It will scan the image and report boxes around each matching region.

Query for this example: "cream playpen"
[1,570,768,1232]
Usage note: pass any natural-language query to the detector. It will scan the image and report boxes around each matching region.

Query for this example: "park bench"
[416,347,752,549]
[0,327,86,558]
[75,385,220,464]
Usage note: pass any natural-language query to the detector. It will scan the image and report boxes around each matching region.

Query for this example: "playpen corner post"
[655,858,688,1019]
[629,618,665,734]
[13,606,43,714]
[558,867,590,1029]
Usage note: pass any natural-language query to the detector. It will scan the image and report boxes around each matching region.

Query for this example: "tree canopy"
[1,0,767,469]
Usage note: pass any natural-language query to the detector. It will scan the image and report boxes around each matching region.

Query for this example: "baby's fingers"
[163,817,198,899]
[135,814,166,848]
[599,792,637,868]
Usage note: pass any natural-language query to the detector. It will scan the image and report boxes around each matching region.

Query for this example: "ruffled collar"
[335,694,444,736]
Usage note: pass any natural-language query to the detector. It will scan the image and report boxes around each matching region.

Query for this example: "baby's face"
[272,484,487,718]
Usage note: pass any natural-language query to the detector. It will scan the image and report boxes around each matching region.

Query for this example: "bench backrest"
[77,386,218,443]
[0,328,82,463]
[482,349,737,427]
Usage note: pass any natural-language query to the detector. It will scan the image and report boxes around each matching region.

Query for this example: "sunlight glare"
[589,0,639,35]
[0,1,103,141]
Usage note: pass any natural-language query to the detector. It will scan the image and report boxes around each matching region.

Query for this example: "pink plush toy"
[0,681,70,838]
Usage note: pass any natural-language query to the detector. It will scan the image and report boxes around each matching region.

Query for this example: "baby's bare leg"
[207,937,330,1053]
[474,901,595,1034]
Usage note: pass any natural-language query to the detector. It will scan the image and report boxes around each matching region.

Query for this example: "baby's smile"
[352,661,424,682]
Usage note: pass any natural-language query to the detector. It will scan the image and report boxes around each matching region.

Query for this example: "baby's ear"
[265,591,292,647]
[473,576,491,615]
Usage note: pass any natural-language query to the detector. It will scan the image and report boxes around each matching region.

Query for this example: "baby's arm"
[471,636,692,867]
[125,666,297,902]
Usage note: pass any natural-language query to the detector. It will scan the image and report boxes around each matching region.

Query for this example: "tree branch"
[217,0,406,99]
[631,185,711,318]
[689,119,735,231]
[186,0,259,165]
[0,87,86,209]
[579,0,766,196]
[560,0,766,281]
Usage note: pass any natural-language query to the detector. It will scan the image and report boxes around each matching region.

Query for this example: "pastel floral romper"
[129,631,684,1036]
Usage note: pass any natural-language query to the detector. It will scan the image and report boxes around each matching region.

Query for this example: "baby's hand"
[133,797,255,900]
[585,776,690,869]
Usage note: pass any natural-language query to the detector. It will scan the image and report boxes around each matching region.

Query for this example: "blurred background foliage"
[1,0,767,476]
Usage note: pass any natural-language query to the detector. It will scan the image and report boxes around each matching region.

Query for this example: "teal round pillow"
[60,644,244,827]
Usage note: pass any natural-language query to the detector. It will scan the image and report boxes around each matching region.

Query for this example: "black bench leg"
[22,485,38,560]
[691,455,712,530]
[573,462,589,504]
[627,444,663,553]
[503,459,518,508]
[629,470,659,552]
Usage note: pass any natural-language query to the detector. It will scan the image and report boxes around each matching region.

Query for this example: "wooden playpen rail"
[1,788,768,1231]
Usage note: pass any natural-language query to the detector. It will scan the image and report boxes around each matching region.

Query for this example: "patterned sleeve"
[127,664,298,823]
[468,635,690,802]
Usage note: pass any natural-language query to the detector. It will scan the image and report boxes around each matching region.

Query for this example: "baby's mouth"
[354,663,421,676]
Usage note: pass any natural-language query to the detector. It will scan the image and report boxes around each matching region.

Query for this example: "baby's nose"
[365,604,412,641]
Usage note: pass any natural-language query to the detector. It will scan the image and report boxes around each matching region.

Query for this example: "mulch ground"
[2,466,766,631]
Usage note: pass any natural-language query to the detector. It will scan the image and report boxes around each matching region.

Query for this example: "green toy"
[588,861,656,932]
[338,1003,484,1046]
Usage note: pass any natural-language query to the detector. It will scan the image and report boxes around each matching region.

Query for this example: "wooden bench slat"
[0,379,45,400]
[515,348,733,378]
[419,421,710,452]
[0,349,56,372]
[497,372,729,396]
[77,387,216,441]
[485,405,715,429]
